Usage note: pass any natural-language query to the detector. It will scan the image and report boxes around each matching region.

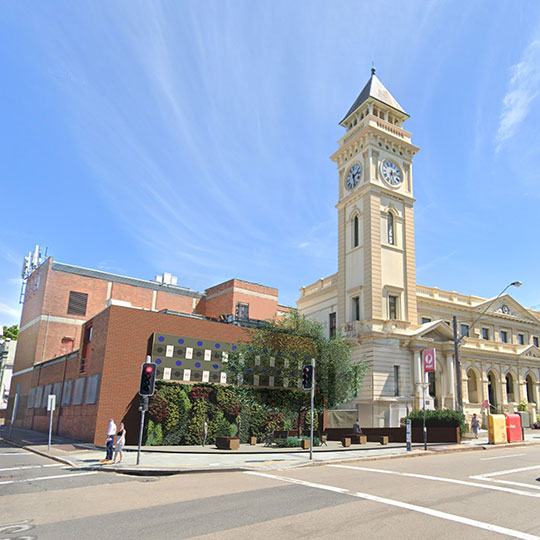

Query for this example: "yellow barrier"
[488,414,507,444]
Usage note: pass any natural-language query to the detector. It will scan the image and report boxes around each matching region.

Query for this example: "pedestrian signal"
[139,362,157,396]
[302,364,314,391]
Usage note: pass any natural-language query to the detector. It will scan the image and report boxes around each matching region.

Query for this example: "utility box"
[488,414,508,444]
[505,414,523,442]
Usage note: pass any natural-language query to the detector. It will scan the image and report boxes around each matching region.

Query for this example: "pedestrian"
[101,418,116,463]
[112,423,126,464]
[202,419,208,447]
[471,413,480,439]
[353,419,362,434]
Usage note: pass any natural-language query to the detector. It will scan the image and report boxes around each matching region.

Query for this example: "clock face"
[346,163,362,190]
[381,160,402,187]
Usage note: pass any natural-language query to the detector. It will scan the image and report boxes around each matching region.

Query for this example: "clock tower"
[332,69,420,333]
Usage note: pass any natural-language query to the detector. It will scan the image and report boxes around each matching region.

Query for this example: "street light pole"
[453,281,522,412]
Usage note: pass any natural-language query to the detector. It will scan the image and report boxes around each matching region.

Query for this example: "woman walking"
[471,413,480,439]
[112,423,126,463]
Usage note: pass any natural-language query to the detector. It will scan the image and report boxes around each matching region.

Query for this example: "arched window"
[467,369,479,403]
[505,372,515,402]
[387,212,395,245]
[526,374,537,404]
[353,216,359,248]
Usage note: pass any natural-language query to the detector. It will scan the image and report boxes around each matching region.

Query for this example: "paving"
[2,425,540,475]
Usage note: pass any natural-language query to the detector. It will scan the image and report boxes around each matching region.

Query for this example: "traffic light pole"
[309,358,315,461]
[137,396,148,466]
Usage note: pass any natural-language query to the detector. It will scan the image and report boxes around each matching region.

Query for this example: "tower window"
[353,216,359,247]
[421,317,431,324]
[460,324,470,338]
[387,212,395,245]
[482,328,490,340]
[394,365,400,396]
[388,295,398,320]
[518,334,525,345]
[500,330,508,343]
[352,297,360,321]
[534,336,539,347]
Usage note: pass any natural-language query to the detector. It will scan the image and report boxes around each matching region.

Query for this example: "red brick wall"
[155,290,196,313]
[95,306,249,445]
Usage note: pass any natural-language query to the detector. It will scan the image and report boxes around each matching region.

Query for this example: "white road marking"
[0,463,62,472]
[208,463,222,466]
[330,464,540,498]
[0,471,97,486]
[479,478,540,491]
[245,471,540,540]
[471,464,540,479]
[0,452,28,456]
[481,454,525,461]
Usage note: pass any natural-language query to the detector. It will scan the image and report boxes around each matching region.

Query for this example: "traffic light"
[302,364,314,391]
[139,362,157,396]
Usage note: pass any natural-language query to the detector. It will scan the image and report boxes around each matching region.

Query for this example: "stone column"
[446,354,455,409]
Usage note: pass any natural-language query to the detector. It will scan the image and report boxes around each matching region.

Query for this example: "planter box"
[380,436,389,445]
[342,437,351,447]
[249,436,257,445]
[301,439,310,450]
[216,437,240,450]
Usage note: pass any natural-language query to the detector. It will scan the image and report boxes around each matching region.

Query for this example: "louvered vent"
[67,291,88,316]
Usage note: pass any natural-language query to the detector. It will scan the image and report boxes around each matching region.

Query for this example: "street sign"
[47,394,56,412]
[481,399,489,410]
[406,419,412,452]
[423,349,436,372]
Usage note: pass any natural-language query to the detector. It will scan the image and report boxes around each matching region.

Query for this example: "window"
[518,334,525,345]
[67,291,88,316]
[329,312,336,338]
[421,317,431,324]
[394,365,400,397]
[352,297,360,321]
[387,212,395,245]
[460,324,469,338]
[481,328,490,340]
[534,336,539,348]
[388,295,398,320]
[353,216,359,248]
[500,330,508,343]
[236,302,249,320]
[506,373,515,402]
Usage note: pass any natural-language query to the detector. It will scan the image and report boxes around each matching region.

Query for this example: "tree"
[2,325,19,340]
[225,311,368,432]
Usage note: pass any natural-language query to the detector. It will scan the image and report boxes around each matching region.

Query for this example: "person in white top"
[103,418,116,462]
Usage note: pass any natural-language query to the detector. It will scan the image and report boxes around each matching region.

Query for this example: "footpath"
[2,425,540,476]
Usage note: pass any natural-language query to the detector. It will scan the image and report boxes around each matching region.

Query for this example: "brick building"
[7,256,290,443]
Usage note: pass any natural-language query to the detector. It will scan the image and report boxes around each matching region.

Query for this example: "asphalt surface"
[3,438,540,539]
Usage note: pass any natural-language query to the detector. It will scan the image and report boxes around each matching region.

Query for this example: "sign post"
[137,355,154,465]
[406,419,412,451]
[309,358,315,461]
[47,394,56,451]
[422,349,436,451]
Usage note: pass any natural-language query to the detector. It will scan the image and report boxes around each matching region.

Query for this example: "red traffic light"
[145,365,154,373]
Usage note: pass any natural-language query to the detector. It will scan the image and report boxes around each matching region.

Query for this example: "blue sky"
[1,1,540,326]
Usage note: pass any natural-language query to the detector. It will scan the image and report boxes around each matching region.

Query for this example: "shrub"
[184,398,209,445]
[406,409,466,434]
[518,399,528,412]
[148,394,168,423]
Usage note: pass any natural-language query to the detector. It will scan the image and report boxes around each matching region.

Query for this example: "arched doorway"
[488,371,498,412]
[526,375,537,405]
[505,372,516,403]
[467,369,479,403]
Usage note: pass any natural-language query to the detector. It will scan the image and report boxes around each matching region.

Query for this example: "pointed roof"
[341,68,407,124]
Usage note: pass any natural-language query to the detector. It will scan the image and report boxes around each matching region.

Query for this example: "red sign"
[423,349,436,372]
[481,400,489,410]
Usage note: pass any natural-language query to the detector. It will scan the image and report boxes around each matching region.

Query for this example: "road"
[2,440,540,539]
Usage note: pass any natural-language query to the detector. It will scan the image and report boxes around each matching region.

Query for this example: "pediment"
[410,319,454,341]
[474,294,539,323]
[519,345,540,359]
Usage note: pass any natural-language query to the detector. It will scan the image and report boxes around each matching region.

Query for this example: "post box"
[488,414,507,444]
[505,413,523,442]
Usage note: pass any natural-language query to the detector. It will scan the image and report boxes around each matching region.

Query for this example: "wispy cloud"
[495,22,540,152]
[0,301,21,320]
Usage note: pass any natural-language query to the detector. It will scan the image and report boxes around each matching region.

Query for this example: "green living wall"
[144,380,318,446]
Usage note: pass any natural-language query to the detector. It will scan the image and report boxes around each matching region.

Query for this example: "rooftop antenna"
[19,244,46,304]
[371,61,376,76]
